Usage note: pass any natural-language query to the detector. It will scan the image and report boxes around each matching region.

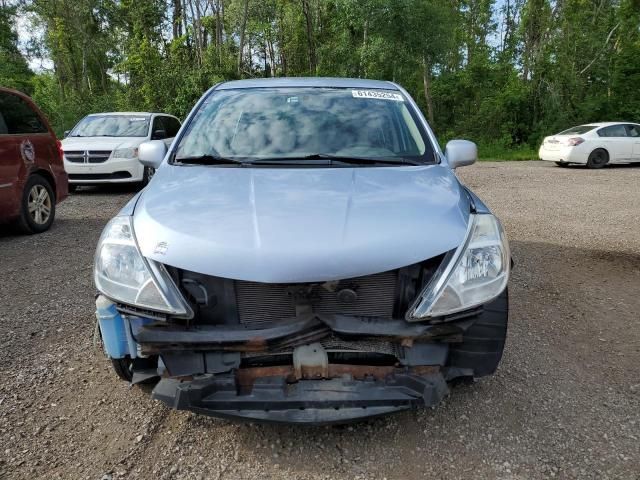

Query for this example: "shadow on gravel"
[70,184,142,195]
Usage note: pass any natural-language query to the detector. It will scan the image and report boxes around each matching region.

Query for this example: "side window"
[151,116,166,137]
[598,125,628,138]
[625,125,640,138]
[164,117,181,138]
[0,92,47,134]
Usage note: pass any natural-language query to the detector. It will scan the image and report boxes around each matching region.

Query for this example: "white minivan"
[62,112,180,190]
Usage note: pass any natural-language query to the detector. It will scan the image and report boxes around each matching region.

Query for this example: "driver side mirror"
[63,130,70,138]
[445,140,477,169]
[138,140,167,169]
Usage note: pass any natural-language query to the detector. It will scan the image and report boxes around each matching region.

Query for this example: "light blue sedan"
[93,77,511,424]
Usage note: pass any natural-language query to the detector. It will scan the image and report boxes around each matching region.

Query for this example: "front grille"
[235,271,397,328]
[64,150,112,163]
[69,172,132,180]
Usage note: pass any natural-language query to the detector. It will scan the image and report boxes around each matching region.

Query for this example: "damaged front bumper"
[152,364,448,425]
[96,295,492,424]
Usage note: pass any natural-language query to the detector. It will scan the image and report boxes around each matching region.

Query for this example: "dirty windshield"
[174,87,434,164]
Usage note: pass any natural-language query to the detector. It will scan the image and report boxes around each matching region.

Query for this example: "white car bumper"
[538,145,589,164]
[64,157,144,184]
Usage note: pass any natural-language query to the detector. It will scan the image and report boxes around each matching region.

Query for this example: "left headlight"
[94,216,189,316]
[408,214,510,320]
[112,147,138,159]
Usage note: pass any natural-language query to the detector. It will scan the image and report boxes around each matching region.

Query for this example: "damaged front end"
[95,245,508,424]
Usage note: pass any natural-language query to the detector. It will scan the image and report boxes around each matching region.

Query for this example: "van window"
[0,92,48,134]
[164,117,181,137]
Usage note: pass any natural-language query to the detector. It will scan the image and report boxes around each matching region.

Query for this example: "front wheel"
[140,166,155,188]
[587,149,609,169]
[447,289,509,378]
[17,174,56,234]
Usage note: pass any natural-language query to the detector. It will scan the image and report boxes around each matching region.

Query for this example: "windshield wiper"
[174,154,248,166]
[276,153,422,166]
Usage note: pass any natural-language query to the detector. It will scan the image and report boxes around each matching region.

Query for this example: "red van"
[0,88,68,233]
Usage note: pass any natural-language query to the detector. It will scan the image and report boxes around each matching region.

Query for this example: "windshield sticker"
[129,117,148,121]
[352,90,404,101]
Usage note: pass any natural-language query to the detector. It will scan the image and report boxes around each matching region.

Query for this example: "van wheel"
[17,174,55,234]
[587,149,608,169]
[140,166,155,188]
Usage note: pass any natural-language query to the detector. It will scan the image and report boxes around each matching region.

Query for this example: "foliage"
[0,0,638,155]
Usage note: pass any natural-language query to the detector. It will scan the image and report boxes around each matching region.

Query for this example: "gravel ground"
[1,161,639,480]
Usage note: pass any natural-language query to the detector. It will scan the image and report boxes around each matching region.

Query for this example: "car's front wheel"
[447,288,509,378]
[587,149,609,169]
[17,174,56,234]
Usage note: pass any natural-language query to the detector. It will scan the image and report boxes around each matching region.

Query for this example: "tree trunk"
[422,56,435,125]
[301,0,316,74]
[173,0,182,38]
[237,0,249,75]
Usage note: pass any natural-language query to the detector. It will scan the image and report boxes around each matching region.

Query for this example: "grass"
[477,143,538,161]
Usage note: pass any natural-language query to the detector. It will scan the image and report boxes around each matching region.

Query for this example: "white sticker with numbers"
[351,90,404,101]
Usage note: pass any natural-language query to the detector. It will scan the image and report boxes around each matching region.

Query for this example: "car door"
[0,92,21,217]
[597,124,631,162]
[624,124,640,161]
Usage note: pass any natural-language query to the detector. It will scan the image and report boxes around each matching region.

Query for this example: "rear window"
[558,125,596,135]
[0,92,48,135]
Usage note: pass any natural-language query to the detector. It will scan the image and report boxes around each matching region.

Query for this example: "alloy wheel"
[28,185,52,225]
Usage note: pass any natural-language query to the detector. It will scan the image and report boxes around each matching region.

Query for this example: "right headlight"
[94,216,190,316]
[407,213,510,320]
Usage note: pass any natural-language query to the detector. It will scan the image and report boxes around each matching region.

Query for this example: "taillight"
[567,137,584,146]
[57,140,64,160]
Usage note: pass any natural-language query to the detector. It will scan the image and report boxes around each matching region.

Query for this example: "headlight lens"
[112,147,138,159]
[94,216,188,315]
[408,214,510,320]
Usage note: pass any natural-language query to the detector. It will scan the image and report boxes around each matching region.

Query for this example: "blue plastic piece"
[96,296,130,359]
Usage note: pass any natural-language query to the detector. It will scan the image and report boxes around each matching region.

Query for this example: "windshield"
[70,115,150,137]
[558,125,596,135]
[174,87,434,164]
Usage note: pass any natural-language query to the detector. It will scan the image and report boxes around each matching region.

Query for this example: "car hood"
[61,137,144,151]
[133,164,471,282]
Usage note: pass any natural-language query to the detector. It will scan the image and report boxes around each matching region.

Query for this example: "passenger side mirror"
[445,140,477,169]
[138,140,167,169]
[151,129,167,140]
[63,130,70,138]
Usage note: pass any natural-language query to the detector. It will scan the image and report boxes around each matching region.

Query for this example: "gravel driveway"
[1,161,639,480]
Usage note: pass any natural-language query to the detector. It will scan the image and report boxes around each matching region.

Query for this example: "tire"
[586,149,609,169]
[447,288,509,378]
[111,356,158,383]
[111,358,134,382]
[17,174,56,234]
[140,166,155,188]
[555,161,570,167]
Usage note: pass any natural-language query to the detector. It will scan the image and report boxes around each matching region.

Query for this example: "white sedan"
[539,122,640,168]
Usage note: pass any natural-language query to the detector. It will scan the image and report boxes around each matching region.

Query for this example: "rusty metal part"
[235,363,440,390]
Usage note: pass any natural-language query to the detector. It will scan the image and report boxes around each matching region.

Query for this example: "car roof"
[216,77,399,90]
[86,112,176,117]
[580,122,639,128]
